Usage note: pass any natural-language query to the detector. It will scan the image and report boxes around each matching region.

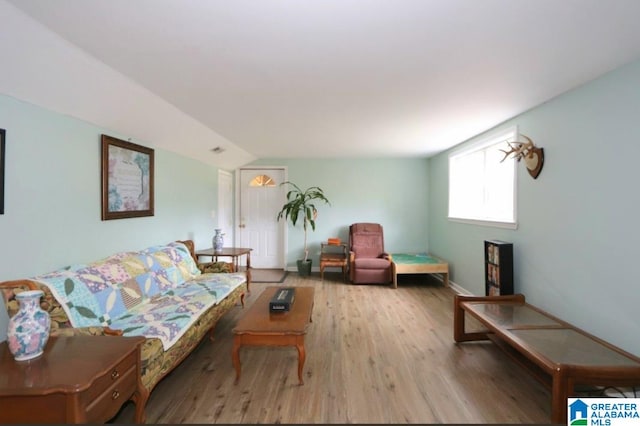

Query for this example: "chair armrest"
[381,252,391,260]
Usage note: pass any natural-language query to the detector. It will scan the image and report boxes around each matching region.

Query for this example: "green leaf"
[123,326,144,333]
[64,278,75,295]
[75,306,98,319]
[167,314,190,321]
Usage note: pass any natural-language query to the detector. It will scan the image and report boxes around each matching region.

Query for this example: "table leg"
[132,386,148,424]
[246,251,251,293]
[295,338,306,385]
[392,262,398,289]
[232,337,242,384]
[551,370,571,424]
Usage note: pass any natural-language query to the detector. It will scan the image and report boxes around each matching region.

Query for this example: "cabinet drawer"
[85,362,137,422]
[84,350,137,402]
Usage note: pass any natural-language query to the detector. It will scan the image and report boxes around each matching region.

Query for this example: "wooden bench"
[453,294,640,424]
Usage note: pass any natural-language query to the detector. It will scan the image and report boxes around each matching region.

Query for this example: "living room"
[1,1,640,424]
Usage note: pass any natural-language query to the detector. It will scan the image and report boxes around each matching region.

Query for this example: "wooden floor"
[110,273,554,424]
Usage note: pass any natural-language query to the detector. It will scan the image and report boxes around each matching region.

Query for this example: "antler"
[499,135,534,163]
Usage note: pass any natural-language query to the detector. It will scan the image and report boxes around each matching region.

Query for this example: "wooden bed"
[390,253,449,289]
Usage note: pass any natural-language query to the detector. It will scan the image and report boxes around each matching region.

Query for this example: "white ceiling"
[6,0,640,168]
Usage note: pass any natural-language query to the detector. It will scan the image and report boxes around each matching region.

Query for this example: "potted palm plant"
[276,181,331,276]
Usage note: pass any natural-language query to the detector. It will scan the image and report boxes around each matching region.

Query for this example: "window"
[448,126,517,228]
[249,174,276,187]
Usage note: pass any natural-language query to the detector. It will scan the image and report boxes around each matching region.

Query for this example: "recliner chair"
[348,223,392,284]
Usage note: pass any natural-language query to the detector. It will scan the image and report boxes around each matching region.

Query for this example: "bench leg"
[551,370,571,424]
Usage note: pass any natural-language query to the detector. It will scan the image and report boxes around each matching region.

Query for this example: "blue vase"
[7,290,51,361]
[213,228,224,252]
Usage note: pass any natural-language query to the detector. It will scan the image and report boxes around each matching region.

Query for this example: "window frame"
[447,126,518,229]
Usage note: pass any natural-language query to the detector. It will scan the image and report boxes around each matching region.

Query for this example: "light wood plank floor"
[110,273,554,424]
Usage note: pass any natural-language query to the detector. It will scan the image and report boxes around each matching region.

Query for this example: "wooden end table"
[0,335,147,424]
[320,242,348,281]
[232,286,314,385]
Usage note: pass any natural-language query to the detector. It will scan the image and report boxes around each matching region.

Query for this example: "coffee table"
[454,294,640,424]
[232,286,314,385]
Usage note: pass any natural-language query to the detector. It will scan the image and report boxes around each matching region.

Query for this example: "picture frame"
[101,134,154,220]
[0,128,5,215]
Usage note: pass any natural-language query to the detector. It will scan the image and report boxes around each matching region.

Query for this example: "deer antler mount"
[499,135,544,179]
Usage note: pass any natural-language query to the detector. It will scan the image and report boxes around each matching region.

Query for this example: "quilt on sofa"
[31,241,246,350]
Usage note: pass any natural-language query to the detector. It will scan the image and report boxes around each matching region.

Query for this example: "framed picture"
[0,128,5,215]
[101,134,154,220]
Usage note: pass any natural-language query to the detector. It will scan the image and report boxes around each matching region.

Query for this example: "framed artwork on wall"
[0,128,5,215]
[101,134,154,220]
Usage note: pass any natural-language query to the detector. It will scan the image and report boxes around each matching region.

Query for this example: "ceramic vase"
[213,228,224,252]
[7,290,51,361]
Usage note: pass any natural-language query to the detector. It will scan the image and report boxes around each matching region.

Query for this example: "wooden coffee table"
[232,286,314,385]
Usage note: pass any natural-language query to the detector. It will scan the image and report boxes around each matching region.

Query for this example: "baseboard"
[448,279,471,295]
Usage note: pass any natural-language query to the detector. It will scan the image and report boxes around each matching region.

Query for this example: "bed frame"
[390,252,449,289]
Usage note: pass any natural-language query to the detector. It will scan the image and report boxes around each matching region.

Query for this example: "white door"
[217,170,234,247]
[238,168,285,269]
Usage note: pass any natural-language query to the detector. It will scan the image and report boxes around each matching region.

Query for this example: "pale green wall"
[428,59,640,355]
[249,158,430,268]
[5,57,640,359]
[0,95,221,340]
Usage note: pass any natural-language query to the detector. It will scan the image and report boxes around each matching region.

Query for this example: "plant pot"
[296,259,312,276]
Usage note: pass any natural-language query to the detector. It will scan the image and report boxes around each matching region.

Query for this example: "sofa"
[0,240,247,403]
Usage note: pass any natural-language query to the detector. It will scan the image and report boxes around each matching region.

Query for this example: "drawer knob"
[111,370,120,380]
[112,390,120,400]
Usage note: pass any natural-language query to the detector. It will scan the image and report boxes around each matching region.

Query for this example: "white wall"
[0,94,221,340]
[0,0,255,170]
[428,58,640,355]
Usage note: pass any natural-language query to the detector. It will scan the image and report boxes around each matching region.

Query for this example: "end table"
[0,335,147,424]
[320,242,348,281]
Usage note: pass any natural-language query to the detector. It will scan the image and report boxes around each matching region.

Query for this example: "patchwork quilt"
[32,242,246,350]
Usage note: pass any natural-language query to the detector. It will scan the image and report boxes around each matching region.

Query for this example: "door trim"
[217,169,233,247]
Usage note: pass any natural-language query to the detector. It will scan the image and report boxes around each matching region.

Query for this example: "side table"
[319,242,348,281]
[0,335,147,424]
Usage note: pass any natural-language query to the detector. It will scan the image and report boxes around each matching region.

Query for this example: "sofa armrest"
[0,279,40,293]
[51,326,124,337]
[198,261,235,273]
[0,279,46,318]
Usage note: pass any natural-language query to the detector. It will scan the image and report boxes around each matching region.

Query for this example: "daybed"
[0,240,247,411]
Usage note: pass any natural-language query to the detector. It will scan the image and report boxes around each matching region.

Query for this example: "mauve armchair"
[348,223,392,284]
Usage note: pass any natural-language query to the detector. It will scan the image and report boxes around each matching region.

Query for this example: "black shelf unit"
[484,240,513,296]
